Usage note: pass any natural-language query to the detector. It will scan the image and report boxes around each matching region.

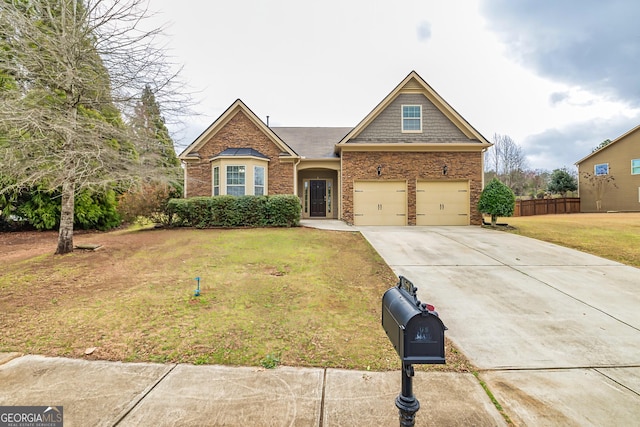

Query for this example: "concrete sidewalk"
[0,353,505,427]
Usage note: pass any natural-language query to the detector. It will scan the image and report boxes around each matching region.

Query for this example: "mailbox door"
[403,314,445,364]
[382,301,403,355]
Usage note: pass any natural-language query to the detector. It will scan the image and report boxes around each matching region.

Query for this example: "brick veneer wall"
[184,111,294,197]
[341,151,484,225]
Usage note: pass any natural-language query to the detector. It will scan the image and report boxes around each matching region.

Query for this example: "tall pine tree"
[131,85,180,169]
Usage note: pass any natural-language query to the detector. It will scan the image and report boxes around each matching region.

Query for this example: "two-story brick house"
[179,71,492,226]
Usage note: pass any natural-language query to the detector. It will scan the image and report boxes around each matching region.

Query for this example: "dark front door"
[310,180,326,217]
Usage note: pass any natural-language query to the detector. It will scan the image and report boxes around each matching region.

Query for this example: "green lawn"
[0,227,470,371]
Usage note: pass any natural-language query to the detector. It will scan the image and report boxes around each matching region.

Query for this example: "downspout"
[338,149,342,220]
[293,157,301,197]
[182,161,188,198]
[481,148,487,188]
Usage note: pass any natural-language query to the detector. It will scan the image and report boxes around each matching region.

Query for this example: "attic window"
[632,159,640,175]
[402,105,422,133]
[594,163,609,176]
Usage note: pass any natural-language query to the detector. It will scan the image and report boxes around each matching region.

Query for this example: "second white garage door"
[416,181,469,225]
[353,181,407,226]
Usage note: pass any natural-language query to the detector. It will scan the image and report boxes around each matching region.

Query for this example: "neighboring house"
[575,124,640,212]
[179,71,492,226]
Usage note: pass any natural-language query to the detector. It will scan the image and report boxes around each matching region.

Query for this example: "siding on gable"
[350,94,469,143]
[578,129,640,212]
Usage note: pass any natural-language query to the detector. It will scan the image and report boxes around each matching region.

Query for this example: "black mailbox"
[382,276,446,364]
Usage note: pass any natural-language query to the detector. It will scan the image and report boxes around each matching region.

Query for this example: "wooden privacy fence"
[514,198,580,216]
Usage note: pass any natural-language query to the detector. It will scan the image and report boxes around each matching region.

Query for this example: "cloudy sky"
[148,0,639,171]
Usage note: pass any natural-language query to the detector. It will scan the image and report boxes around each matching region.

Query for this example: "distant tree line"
[484,133,578,199]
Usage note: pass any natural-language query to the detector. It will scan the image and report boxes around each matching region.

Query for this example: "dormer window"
[402,105,422,133]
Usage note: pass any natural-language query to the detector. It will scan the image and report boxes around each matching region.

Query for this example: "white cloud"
[147,0,640,170]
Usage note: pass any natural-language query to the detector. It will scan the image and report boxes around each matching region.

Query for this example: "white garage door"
[353,181,407,226]
[416,181,469,225]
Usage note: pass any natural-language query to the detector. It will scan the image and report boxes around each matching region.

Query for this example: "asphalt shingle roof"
[271,127,352,158]
[213,148,269,159]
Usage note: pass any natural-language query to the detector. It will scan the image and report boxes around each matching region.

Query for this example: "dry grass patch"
[0,227,472,372]
[492,212,640,267]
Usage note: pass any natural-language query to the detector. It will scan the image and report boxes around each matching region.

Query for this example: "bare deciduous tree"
[0,0,187,254]
[580,172,617,211]
[485,133,528,191]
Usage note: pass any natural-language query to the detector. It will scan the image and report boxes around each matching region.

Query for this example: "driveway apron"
[359,225,640,426]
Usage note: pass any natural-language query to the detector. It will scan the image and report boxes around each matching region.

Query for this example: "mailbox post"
[382,276,446,427]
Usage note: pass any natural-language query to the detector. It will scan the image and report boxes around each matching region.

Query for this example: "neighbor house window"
[594,163,609,176]
[402,105,422,132]
[226,165,245,196]
[632,159,640,175]
[254,166,265,195]
[213,166,220,196]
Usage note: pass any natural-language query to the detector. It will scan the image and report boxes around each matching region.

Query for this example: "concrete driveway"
[359,226,640,426]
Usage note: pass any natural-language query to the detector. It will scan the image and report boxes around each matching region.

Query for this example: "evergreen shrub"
[166,195,301,228]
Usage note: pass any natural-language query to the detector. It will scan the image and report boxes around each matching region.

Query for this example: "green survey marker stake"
[194,277,201,297]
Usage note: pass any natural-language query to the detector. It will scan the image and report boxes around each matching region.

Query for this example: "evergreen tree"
[0,0,185,254]
[478,178,516,226]
[132,84,180,168]
[547,168,578,196]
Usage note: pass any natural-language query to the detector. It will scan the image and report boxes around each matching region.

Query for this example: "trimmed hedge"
[166,195,301,228]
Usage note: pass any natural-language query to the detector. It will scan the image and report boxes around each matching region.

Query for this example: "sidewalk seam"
[318,368,327,427]
[594,368,640,398]
[111,363,178,427]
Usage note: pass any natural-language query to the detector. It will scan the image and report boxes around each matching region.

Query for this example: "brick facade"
[341,151,484,225]
[185,111,294,197]
[181,72,491,226]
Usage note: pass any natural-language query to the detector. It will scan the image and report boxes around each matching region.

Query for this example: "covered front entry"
[353,181,407,226]
[416,181,469,225]
[299,168,338,219]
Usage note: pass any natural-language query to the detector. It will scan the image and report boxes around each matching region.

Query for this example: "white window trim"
[210,158,269,196]
[594,163,609,176]
[226,165,246,196]
[212,166,220,196]
[401,104,422,133]
[631,159,640,175]
[254,166,265,196]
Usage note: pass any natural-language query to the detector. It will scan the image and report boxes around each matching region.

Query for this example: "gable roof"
[272,127,352,159]
[336,70,491,149]
[575,124,640,165]
[178,99,298,160]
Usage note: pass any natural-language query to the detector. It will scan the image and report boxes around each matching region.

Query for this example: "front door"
[310,180,326,217]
